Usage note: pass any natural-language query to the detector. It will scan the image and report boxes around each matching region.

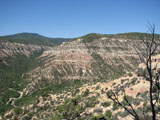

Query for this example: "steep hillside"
[0,33,54,115]
[4,56,160,120]
[0,51,43,114]
[25,33,142,95]
[4,71,159,120]
[0,35,51,115]
[0,33,72,59]
[1,32,160,120]
[0,42,48,59]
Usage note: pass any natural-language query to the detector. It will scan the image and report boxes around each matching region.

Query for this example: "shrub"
[96,85,100,90]
[105,110,112,118]
[112,102,119,110]
[15,107,23,115]
[136,92,141,97]
[131,78,138,85]
[101,101,111,107]
[119,111,129,118]
[137,68,147,77]
[121,79,126,84]
[137,114,152,120]
[134,98,141,106]
[112,82,116,86]
[97,114,107,120]
[82,89,89,97]
[140,91,148,100]
[86,96,98,108]
[56,97,85,120]
[128,73,133,77]
[50,114,63,120]
[93,108,103,113]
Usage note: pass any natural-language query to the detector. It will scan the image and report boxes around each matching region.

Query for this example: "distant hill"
[80,32,160,43]
[0,33,72,46]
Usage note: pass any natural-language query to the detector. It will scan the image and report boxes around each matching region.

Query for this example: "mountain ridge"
[0,32,72,46]
[1,32,160,46]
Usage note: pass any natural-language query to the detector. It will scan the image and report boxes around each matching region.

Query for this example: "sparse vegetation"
[136,68,147,77]
[105,110,112,119]
[1,31,160,120]
[0,51,43,114]
[82,89,90,97]
[107,24,160,120]
[112,102,120,110]
[101,101,111,107]
[14,79,84,106]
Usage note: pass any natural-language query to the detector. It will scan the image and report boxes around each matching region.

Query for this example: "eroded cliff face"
[3,33,160,120]
[0,42,51,59]
[25,36,140,95]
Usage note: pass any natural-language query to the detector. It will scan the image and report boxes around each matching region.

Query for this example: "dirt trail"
[6,89,23,106]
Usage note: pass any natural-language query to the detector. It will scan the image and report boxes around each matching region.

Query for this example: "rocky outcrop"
[25,35,141,94]
[2,33,160,120]
[0,42,51,59]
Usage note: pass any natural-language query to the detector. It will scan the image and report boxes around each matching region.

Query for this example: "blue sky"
[0,0,160,38]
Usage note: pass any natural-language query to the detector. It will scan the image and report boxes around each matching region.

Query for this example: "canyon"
[0,32,160,120]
